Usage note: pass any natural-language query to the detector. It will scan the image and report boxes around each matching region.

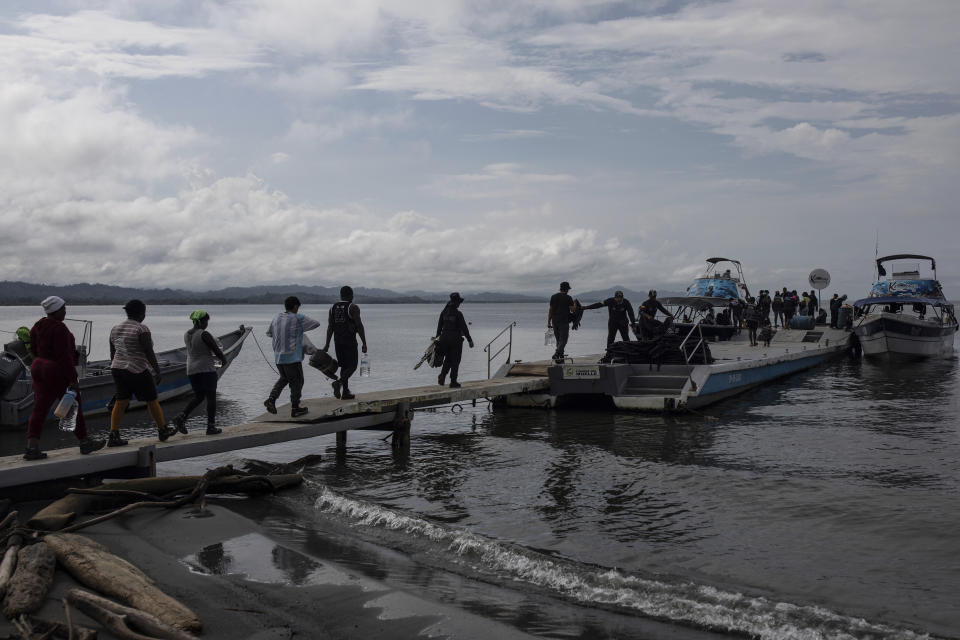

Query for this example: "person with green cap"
[3,327,34,367]
[171,310,228,435]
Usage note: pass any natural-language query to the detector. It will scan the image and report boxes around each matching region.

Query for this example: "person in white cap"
[23,296,105,460]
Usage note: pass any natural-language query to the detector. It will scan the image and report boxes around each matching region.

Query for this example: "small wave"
[315,486,931,640]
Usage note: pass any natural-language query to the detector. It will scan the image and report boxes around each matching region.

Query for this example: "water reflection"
[184,533,325,587]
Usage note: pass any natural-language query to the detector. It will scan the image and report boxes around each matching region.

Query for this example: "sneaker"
[331,380,342,399]
[173,414,188,435]
[23,446,47,461]
[206,425,222,435]
[341,391,355,400]
[107,431,129,447]
[263,399,277,414]
[438,375,445,386]
[157,426,176,442]
[449,382,461,389]
[78,438,105,455]
[291,406,308,418]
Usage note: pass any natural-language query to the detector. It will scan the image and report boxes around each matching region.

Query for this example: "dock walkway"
[0,375,549,493]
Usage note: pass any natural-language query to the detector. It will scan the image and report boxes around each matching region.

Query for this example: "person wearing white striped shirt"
[263,296,321,418]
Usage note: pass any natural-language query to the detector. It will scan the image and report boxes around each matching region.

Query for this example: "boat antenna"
[874,229,879,278]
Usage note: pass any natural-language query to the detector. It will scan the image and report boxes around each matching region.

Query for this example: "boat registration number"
[562,365,600,379]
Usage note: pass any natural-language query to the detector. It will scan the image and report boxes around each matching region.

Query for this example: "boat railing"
[484,321,517,379]
[678,318,707,365]
[65,318,93,378]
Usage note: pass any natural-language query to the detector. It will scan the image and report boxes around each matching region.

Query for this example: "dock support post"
[392,401,412,450]
[336,430,347,452]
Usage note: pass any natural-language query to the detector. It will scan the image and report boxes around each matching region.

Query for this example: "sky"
[0,0,958,297]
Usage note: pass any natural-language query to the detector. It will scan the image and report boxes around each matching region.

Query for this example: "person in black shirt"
[436,292,474,388]
[638,290,673,340]
[547,281,575,361]
[322,286,367,400]
[583,290,637,346]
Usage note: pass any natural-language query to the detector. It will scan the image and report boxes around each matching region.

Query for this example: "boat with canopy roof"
[852,254,957,359]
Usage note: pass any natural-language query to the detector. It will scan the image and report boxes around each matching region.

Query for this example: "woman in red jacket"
[24,296,104,460]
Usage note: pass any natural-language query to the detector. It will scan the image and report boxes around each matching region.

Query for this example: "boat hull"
[0,325,251,427]
[854,313,957,359]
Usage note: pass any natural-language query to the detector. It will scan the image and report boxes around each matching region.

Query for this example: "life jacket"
[331,301,357,341]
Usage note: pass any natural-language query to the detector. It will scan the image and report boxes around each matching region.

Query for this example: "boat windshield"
[868,279,944,299]
[686,278,740,299]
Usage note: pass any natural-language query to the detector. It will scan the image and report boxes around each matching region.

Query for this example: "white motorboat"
[852,254,957,359]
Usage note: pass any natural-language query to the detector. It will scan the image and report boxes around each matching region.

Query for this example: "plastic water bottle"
[54,389,77,419]
[544,329,555,346]
[58,403,78,432]
[359,354,371,376]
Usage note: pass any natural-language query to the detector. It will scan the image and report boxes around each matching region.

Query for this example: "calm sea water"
[3,304,958,639]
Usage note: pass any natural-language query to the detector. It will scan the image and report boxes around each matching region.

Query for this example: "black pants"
[553,323,569,359]
[607,322,630,346]
[830,311,837,328]
[182,371,217,424]
[334,337,358,389]
[438,335,463,383]
[269,362,304,407]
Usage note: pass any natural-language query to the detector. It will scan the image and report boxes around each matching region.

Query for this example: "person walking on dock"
[323,286,367,400]
[264,296,320,418]
[772,291,784,328]
[829,293,841,328]
[172,311,228,435]
[23,296,105,460]
[583,290,637,346]
[547,281,576,362]
[783,290,798,330]
[638,290,673,340]
[108,299,175,445]
[436,292,474,388]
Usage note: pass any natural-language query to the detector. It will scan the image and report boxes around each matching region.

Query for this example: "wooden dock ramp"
[0,375,549,494]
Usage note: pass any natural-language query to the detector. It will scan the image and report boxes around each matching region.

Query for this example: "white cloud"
[424,163,576,200]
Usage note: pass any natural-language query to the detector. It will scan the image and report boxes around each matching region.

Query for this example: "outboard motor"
[0,351,24,398]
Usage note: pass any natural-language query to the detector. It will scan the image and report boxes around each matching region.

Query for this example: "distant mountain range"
[0,281,547,305]
[0,281,687,306]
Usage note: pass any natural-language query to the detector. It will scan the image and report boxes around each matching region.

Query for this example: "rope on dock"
[250,330,279,375]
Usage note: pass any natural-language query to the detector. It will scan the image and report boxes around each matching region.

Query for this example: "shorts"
[111,368,158,401]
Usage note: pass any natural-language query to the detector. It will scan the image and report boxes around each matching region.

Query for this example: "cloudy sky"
[1,0,957,296]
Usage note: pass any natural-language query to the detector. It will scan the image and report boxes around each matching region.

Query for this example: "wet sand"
[1,500,530,640]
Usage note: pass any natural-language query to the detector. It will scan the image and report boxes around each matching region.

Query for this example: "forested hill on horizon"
[0,282,683,306]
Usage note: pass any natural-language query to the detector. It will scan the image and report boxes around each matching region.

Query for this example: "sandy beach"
[2,497,532,640]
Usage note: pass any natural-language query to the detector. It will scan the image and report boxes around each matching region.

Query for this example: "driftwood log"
[28,473,303,531]
[67,589,197,640]
[8,613,98,640]
[44,534,202,633]
[2,541,56,618]
[0,532,22,600]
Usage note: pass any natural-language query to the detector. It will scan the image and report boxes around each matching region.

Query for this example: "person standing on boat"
[583,291,637,346]
[829,294,842,328]
[108,299,175,445]
[323,286,367,400]
[172,311,228,435]
[547,281,576,361]
[264,296,320,417]
[436,292,474,388]
[23,296,106,460]
[638,290,673,340]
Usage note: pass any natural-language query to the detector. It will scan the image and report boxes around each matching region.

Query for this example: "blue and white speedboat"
[659,257,752,341]
[853,254,958,359]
